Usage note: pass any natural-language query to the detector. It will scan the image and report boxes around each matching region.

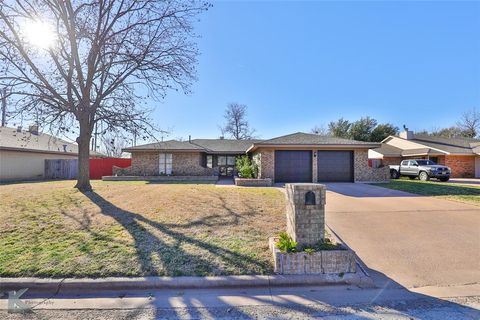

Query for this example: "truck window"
[417,160,435,166]
[401,160,409,166]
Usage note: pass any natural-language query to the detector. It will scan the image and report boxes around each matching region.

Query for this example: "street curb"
[0,271,373,292]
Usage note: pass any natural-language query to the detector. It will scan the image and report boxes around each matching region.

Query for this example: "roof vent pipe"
[29,125,39,135]
[189,135,191,143]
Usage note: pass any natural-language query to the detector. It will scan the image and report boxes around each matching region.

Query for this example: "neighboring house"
[121,132,387,183]
[369,128,480,178]
[0,125,97,181]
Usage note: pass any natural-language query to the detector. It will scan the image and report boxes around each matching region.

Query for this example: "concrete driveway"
[325,183,480,291]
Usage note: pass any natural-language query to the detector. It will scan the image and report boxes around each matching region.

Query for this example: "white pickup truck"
[389,159,451,182]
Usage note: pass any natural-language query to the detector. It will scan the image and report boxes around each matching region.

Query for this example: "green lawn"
[373,179,480,205]
[0,181,285,278]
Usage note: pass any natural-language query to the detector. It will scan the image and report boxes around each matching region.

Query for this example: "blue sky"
[154,1,480,140]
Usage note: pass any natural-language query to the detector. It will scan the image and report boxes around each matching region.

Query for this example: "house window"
[206,155,213,168]
[159,153,172,175]
[217,155,226,166]
[227,156,236,166]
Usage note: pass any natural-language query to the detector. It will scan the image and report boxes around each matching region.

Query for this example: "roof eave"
[248,143,380,152]
[0,146,78,156]
[380,135,396,143]
[122,148,205,153]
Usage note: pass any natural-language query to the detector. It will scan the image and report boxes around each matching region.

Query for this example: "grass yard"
[373,179,480,205]
[0,181,285,278]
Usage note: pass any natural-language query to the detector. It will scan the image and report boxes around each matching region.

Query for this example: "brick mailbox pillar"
[285,183,326,247]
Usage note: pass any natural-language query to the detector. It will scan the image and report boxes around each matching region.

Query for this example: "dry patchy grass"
[0,180,285,277]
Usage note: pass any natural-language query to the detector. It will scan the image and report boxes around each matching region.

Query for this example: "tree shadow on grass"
[81,191,271,276]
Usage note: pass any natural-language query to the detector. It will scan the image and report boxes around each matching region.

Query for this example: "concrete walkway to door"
[325,183,480,292]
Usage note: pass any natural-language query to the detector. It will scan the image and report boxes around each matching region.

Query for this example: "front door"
[218,155,236,176]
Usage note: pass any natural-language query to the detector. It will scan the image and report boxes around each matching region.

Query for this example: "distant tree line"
[416,108,479,139]
[312,108,479,142]
[312,117,399,142]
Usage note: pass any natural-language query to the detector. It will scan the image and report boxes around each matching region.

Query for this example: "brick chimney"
[29,125,39,135]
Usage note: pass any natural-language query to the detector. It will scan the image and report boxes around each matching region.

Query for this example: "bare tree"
[457,108,480,138]
[221,103,255,140]
[99,129,130,158]
[310,125,329,136]
[0,0,209,191]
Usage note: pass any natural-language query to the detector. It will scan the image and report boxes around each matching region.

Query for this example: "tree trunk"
[74,119,93,192]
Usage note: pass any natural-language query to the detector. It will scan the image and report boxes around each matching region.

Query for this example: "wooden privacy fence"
[45,157,131,179]
[45,159,78,179]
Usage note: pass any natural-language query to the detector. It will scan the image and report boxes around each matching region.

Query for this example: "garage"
[317,150,354,182]
[274,150,312,183]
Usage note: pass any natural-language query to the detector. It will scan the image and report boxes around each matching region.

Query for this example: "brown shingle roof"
[124,132,381,154]
[1,126,78,154]
[411,135,479,155]
[123,140,205,152]
[254,132,379,147]
[123,139,262,153]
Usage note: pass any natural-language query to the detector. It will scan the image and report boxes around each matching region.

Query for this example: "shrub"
[236,155,257,178]
[276,232,298,253]
[304,247,316,254]
[317,238,342,250]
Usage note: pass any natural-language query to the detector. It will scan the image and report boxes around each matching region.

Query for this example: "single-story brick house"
[368,129,480,178]
[120,132,388,183]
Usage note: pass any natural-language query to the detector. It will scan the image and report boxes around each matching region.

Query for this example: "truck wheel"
[390,170,399,179]
[419,171,430,181]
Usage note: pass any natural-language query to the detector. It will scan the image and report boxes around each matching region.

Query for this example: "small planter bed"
[234,177,272,187]
[269,233,356,275]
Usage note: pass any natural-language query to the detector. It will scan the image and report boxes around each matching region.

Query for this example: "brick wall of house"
[130,151,160,175]
[437,156,445,166]
[172,153,216,176]
[354,149,390,182]
[117,151,216,176]
[253,149,275,180]
[444,155,475,178]
[381,157,403,166]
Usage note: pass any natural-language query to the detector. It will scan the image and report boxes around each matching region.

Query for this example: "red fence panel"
[89,158,132,179]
